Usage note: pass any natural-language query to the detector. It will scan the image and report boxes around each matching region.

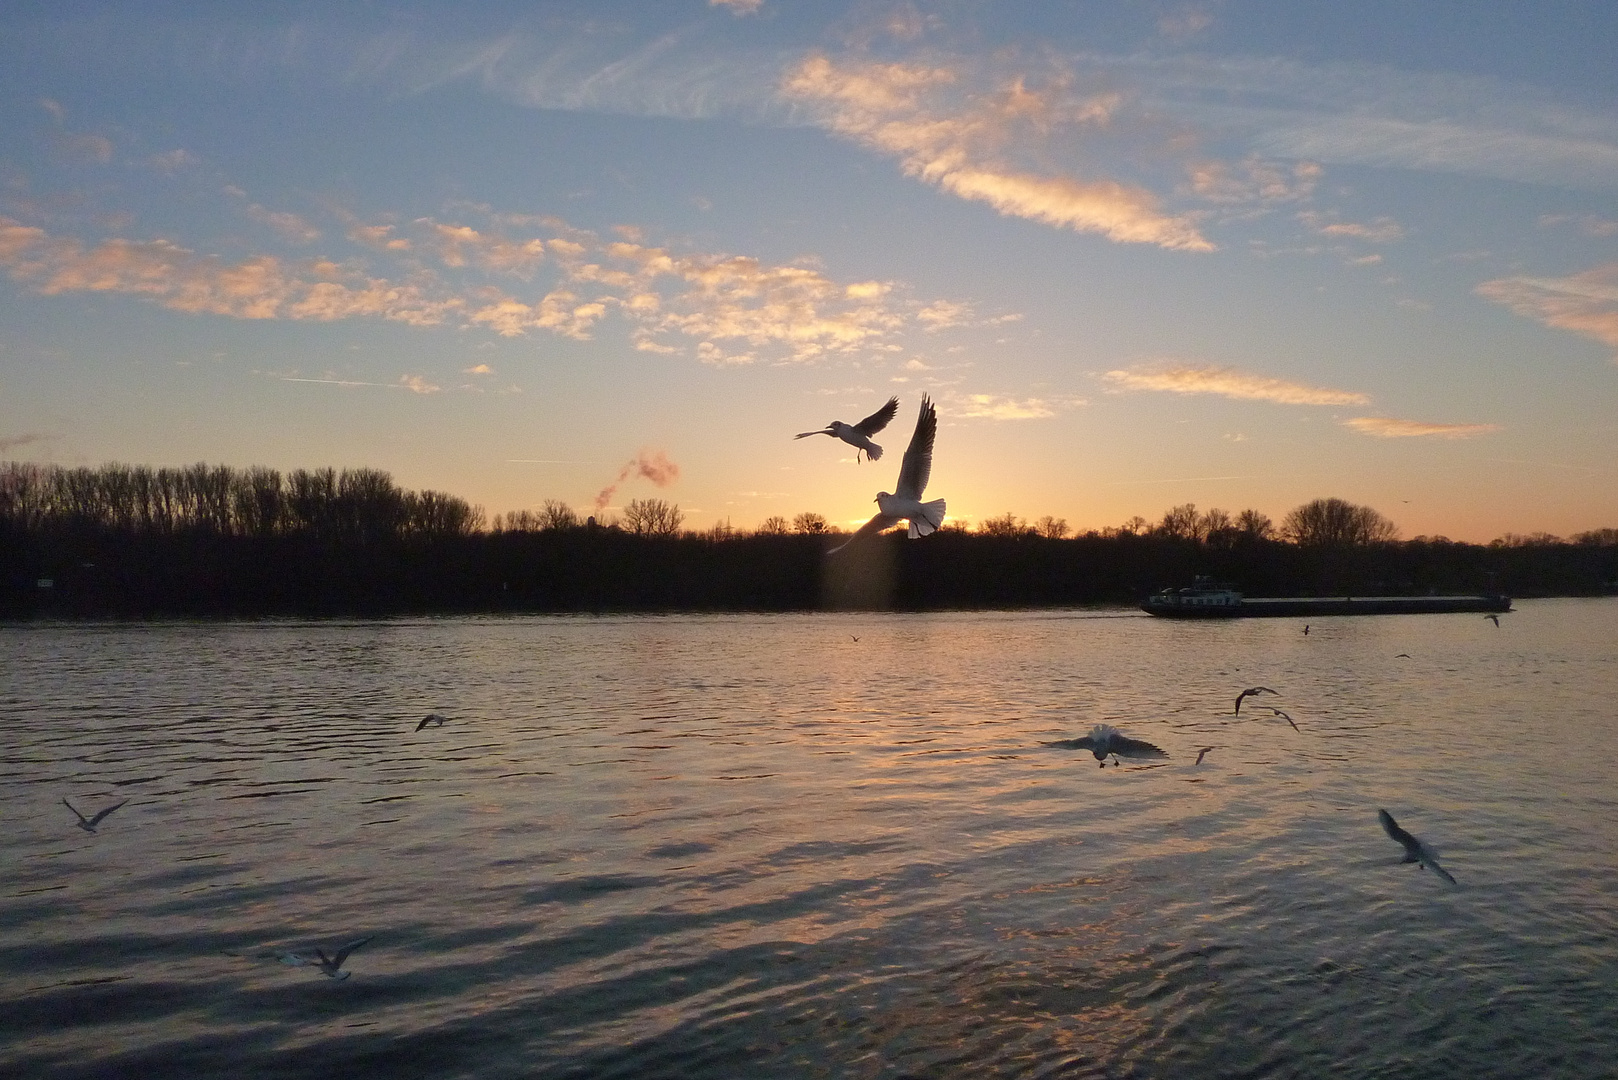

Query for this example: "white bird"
[1043,724,1169,768]
[1234,686,1278,715]
[63,797,128,833]
[1378,810,1457,884]
[828,395,946,554]
[795,395,900,462]
[416,713,448,732]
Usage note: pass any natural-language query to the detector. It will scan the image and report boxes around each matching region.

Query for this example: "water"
[4,601,1617,1079]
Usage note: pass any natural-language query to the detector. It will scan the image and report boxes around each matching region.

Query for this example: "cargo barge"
[1142,577,1512,618]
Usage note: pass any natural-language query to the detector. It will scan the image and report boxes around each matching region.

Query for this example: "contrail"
[595,448,680,511]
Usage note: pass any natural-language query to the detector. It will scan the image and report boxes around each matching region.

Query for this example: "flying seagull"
[63,797,128,833]
[263,937,374,979]
[1263,707,1300,732]
[795,395,900,463]
[416,713,448,732]
[1378,810,1457,885]
[1302,625,1310,636]
[828,395,946,554]
[1486,614,1500,627]
[1044,724,1169,768]
[1194,746,1215,765]
[1234,686,1279,715]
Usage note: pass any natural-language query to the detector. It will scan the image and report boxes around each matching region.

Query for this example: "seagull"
[795,395,900,463]
[416,713,447,732]
[828,395,946,555]
[1302,625,1310,636]
[1194,746,1215,765]
[63,798,128,833]
[1486,614,1500,627]
[262,937,374,979]
[1043,724,1169,768]
[1234,686,1279,715]
[1378,810,1457,885]
[1263,707,1300,732]
[850,635,860,642]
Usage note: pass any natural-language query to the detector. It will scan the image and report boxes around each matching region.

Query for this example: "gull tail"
[865,443,883,461]
[908,499,946,538]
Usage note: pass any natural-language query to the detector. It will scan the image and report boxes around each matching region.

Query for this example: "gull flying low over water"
[1194,746,1216,765]
[1044,724,1169,768]
[1262,707,1300,731]
[1379,810,1457,884]
[269,937,375,979]
[1234,687,1279,715]
[795,395,899,463]
[63,798,128,833]
[828,395,946,555]
[416,713,448,732]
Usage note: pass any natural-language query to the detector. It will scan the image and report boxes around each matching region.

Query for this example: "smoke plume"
[594,449,680,512]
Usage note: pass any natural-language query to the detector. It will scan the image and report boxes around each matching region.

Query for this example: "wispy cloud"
[595,448,680,512]
[0,432,49,453]
[781,53,1213,252]
[710,0,762,13]
[1103,363,1371,405]
[247,204,321,244]
[1341,417,1500,439]
[1476,263,1618,358]
[398,374,441,394]
[1299,212,1404,242]
[950,392,1081,420]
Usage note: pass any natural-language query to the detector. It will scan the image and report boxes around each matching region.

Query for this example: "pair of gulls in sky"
[796,395,947,554]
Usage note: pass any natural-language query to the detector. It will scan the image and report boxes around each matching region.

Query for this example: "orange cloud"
[781,54,1212,252]
[1103,364,1370,405]
[1341,417,1500,439]
[1476,264,1618,358]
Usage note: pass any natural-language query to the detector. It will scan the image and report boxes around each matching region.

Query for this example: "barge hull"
[1144,595,1511,618]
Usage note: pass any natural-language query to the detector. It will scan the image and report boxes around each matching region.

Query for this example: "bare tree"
[1235,508,1274,540]
[1282,497,1398,546]
[978,513,1030,537]
[1035,515,1070,539]
[538,499,579,531]
[1120,515,1148,536]
[1156,503,1204,540]
[756,515,789,535]
[623,497,684,537]
[793,511,829,535]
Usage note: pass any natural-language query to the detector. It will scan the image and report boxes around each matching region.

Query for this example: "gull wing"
[895,395,937,501]
[62,798,91,826]
[852,396,900,437]
[793,429,832,440]
[1041,736,1099,750]
[330,936,373,966]
[826,513,901,554]
[1110,736,1168,759]
[87,800,129,826]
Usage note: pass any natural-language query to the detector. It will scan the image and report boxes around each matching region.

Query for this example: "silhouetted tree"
[756,515,789,535]
[793,512,829,535]
[624,497,683,537]
[1236,508,1274,541]
[1282,497,1398,546]
[1035,515,1070,539]
[978,513,1031,537]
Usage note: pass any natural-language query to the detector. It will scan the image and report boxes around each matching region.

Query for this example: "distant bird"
[63,797,128,833]
[1395,653,1411,659]
[1378,810,1457,885]
[416,713,447,732]
[1234,686,1278,715]
[309,937,373,979]
[795,395,900,462]
[1486,614,1500,627]
[1044,724,1169,768]
[1263,707,1300,731]
[828,395,946,554]
[1302,625,1310,636]
[1194,746,1215,765]
[850,635,860,642]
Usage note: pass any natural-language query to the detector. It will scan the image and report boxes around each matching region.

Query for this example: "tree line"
[3,462,1615,616]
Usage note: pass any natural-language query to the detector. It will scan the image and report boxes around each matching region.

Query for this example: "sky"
[3,0,1617,542]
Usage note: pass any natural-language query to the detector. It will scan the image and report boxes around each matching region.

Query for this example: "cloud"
[398,374,441,394]
[1341,417,1500,439]
[951,393,1069,420]
[148,149,200,174]
[1103,363,1371,405]
[710,0,762,13]
[463,363,494,374]
[1158,5,1217,40]
[53,133,114,165]
[247,204,321,244]
[1299,212,1404,242]
[419,220,546,275]
[1188,157,1320,205]
[781,53,1213,252]
[0,432,48,453]
[1476,264,1618,357]
[347,223,412,251]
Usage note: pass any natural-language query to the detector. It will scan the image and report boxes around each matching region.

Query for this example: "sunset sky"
[3,1,1617,541]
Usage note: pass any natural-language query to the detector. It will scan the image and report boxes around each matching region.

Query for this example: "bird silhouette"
[63,798,128,833]
[1262,707,1300,731]
[1194,746,1216,765]
[1234,686,1279,715]
[1379,810,1457,884]
[1044,724,1169,768]
[829,396,946,554]
[1486,614,1500,627]
[416,713,448,732]
[309,937,373,979]
[794,396,900,462]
